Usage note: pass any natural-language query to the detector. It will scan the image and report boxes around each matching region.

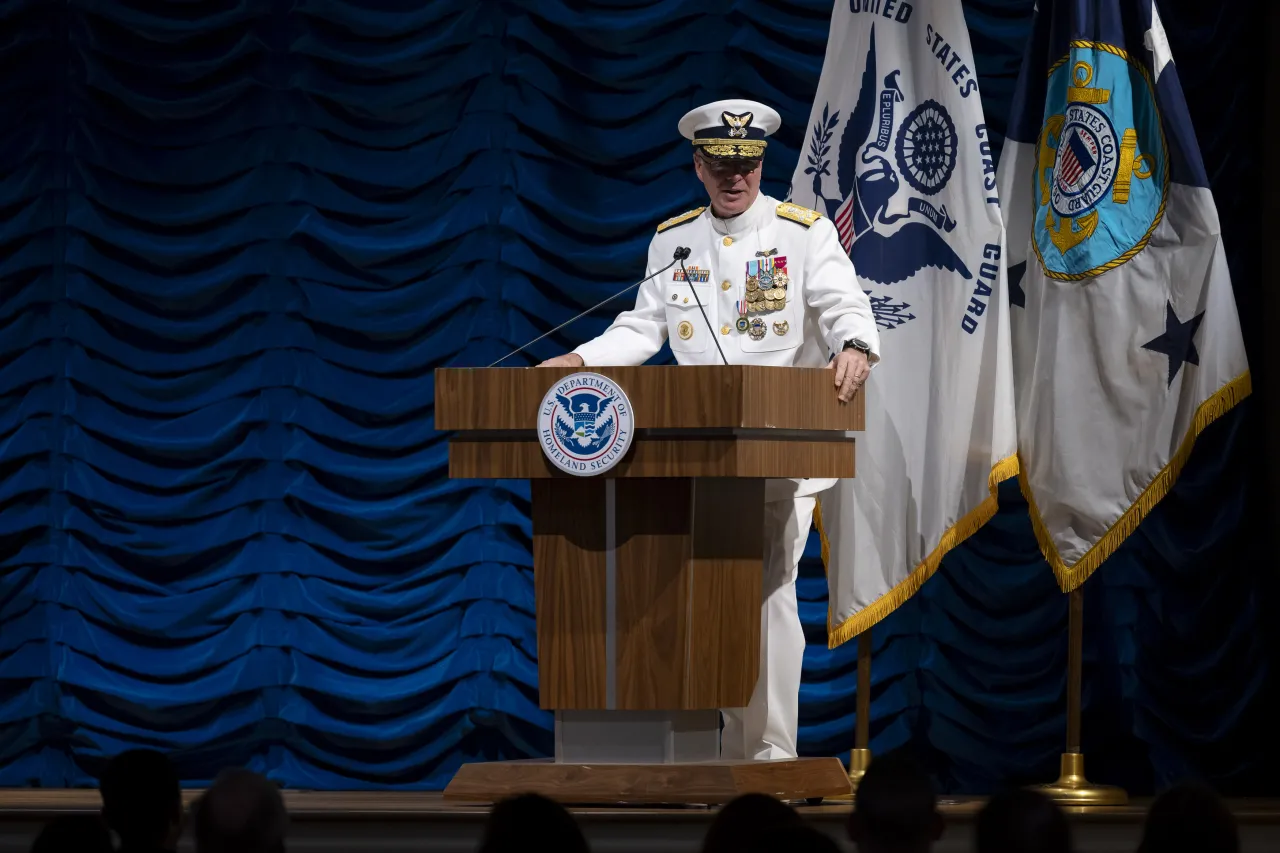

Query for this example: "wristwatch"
[842,338,872,357]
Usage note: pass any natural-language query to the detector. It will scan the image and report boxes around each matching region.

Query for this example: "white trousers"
[720,496,815,760]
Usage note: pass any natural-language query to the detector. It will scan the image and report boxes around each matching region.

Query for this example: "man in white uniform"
[539,100,880,760]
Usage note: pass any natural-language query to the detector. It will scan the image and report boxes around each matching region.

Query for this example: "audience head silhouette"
[193,768,288,853]
[701,793,801,853]
[99,749,183,852]
[848,753,942,853]
[744,824,841,853]
[1138,782,1238,853]
[31,815,113,853]
[975,788,1071,853]
[478,793,588,853]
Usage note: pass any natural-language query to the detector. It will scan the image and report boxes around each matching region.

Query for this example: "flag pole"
[825,628,873,802]
[848,629,874,790]
[1034,587,1127,806]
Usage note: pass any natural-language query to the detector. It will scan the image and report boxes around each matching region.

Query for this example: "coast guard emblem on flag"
[1034,47,1167,279]
[805,24,972,302]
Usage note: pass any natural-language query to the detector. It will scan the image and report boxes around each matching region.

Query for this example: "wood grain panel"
[613,480,692,711]
[726,757,854,799]
[435,366,862,432]
[532,479,607,709]
[742,366,865,431]
[450,436,855,480]
[442,757,852,804]
[686,479,763,709]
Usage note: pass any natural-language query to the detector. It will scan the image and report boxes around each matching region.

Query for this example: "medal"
[736,317,750,333]
[748,318,767,340]
[745,260,760,293]
[773,320,789,336]
[771,257,789,304]
[758,256,774,288]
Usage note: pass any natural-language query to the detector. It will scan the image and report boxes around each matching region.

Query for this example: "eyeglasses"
[698,155,761,178]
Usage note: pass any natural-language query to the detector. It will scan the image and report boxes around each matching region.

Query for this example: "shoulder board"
[656,207,707,233]
[775,202,823,228]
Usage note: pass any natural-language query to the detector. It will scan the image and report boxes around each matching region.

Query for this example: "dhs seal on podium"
[538,372,634,476]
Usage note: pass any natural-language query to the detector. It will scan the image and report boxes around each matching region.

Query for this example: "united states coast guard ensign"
[537,372,634,476]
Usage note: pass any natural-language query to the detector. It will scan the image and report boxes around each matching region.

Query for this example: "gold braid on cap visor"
[692,138,767,158]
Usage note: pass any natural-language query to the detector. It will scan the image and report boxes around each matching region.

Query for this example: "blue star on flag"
[1142,302,1205,387]
[1008,261,1026,308]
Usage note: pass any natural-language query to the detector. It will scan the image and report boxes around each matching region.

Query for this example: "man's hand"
[537,353,585,368]
[827,349,870,402]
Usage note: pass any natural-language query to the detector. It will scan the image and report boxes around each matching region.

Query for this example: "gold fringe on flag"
[819,455,1021,648]
[1022,371,1252,593]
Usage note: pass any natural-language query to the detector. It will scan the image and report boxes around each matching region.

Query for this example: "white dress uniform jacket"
[574,192,881,500]
[571,191,881,760]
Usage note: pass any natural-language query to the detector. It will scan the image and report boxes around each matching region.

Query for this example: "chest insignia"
[673,265,710,282]
[743,256,789,315]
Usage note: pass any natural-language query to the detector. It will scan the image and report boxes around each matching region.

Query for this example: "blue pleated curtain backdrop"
[0,0,1272,792]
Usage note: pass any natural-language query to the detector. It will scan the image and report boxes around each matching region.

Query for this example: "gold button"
[722,236,733,247]
[683,297,689,304]
[721,280,731,291]
[720,324,730,335]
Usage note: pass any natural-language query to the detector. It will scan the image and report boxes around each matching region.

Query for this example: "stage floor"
[2,790,1278,853]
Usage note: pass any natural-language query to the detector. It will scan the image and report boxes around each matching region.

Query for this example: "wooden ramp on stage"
[1,790,1278,853]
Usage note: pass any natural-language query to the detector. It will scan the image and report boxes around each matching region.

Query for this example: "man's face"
[693,153,762,218]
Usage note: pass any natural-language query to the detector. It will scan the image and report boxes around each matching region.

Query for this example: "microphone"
[680,256,729,366]
[487,248,689,368]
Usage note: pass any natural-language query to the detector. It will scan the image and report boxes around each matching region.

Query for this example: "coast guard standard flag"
[788,0,1017,645]
[998,0,1250,591]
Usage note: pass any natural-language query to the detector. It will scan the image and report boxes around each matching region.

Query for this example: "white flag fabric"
[788,0,1017,646]
[997,0,1250,591]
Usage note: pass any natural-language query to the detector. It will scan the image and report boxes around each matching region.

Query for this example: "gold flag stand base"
[825,633,876,803]
[1034,752,1128,806]
[1034,591,1127,807]
[823,748,872,802]
[846,747,872,791]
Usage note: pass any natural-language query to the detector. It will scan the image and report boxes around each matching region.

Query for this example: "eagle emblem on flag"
[804,24,972,288]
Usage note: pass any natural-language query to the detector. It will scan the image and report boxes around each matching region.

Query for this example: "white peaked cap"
[677,99,781,159]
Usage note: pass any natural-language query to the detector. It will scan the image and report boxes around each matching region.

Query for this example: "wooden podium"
[435,366,862,804]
